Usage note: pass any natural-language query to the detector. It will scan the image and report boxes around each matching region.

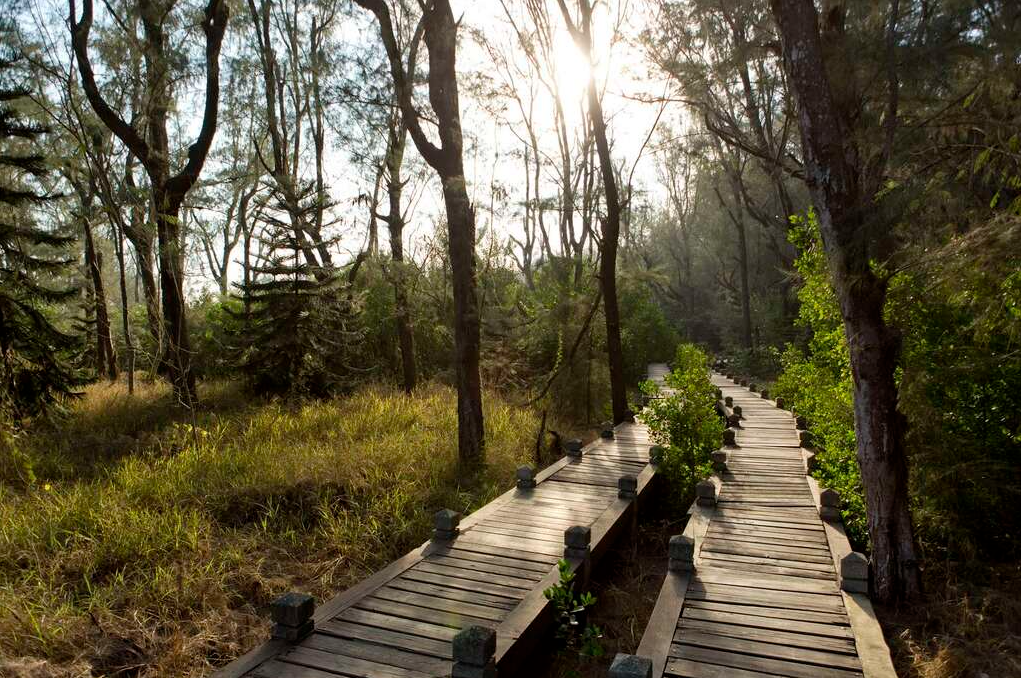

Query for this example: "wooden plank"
[686,581,845,613]
[667,646,862,678]
[404,564,532,597]
[388,576,520,608]
[674,629,863,670]
[684,599,849,625]
[276,646,433,678]
[682,605,854,639]
[371,585,508,622]
[424,554,547,581]
[432,546,553,574]
[665,656,776,678]
[316,620,452,659]
[354,596,494,629]
[336,608,457,641]
[677,618,856,654]
[303,634,451,675]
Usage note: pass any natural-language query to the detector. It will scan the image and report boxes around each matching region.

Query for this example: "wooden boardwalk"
[631,373,896,678]
[214,368,664,678]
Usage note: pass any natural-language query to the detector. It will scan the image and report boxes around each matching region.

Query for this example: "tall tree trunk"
[83,213,117,380]
[770,0,921,602]
[112,217,135,393]
[558,0,627,423]
[356,0,484,466]
[154,189,196,405]
[71,0,228,406]
[385,113,417,393]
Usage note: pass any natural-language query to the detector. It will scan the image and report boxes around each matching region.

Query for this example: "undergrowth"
[0,380,537,677]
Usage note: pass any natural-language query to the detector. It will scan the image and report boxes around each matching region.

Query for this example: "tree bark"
[70,0,229,406]
[82,208,117,380]
[770,0,921,602]
[384,110,417,393]
[557,0,628,423]
[355,0,484,467]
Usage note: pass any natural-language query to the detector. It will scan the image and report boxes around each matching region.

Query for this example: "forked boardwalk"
[214,368,664,678]
[630,373,896,678]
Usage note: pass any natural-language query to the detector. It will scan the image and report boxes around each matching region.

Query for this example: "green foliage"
[641,343,723,514]
[0,47,86,423]
[232,217,365,397]
[770,211,868,547]
[773,211,1021,558]
[543,559,603,659]
[890,216,1021,560]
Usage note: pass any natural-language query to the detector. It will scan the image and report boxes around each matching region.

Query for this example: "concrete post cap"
[609,653,653,678]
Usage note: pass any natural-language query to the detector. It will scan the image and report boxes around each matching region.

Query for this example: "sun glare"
[551,32,592,110]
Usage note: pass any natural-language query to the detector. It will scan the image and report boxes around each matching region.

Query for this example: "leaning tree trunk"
[770,0,921,602]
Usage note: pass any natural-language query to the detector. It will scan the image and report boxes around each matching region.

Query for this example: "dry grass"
[882,563,1021,678]
[0,379,542,677]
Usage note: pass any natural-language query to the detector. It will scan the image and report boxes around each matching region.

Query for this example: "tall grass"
[0,380,537,677]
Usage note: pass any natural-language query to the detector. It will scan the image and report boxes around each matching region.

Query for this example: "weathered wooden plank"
[302,634,451,675]
[335,608,458,641]
[674,629,863,670]
[371,585,509,621]
[276,645,434,678]
[316,620,452,659]
[683,599,850,625]
[681,605,854,639]
[668,644,862,678]
[677,618,856,653]
[354,596,494,629]
[430,546,553,574]
[389,576,519,609]
[406,563,534,595]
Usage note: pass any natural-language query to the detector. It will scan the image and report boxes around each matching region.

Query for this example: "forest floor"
[0,379,569,678]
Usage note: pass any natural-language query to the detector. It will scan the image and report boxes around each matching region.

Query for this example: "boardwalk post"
[799,429,812,448]
[609,653,653,678]
[600,421,615,439]
[270,592,314,641]
[565,438,583,459]
[732,405,742,418]
[723,429,736,447]
[668,534,695,572]
[648,445,665,466]
[796,415,808,430]
[776,396,786,409]
[819,488,842,522]
[724,395,733,407]
[761,388,770,399]
[618,474,638,500]
[749,383,757,392]
[619,474,639,540]
[433,508,461,540]
[840,552,869,593]
[516,465,536,490]
[727,413,742,428]
[452,625,497,678]
[711,449,728,472]
[564,525,592,589]
[696,480,717,507]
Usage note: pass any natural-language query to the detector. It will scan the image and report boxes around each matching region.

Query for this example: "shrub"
[641,343,723,515]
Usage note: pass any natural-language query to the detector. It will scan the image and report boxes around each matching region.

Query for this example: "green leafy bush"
[641,343,723,514]
[772,211,867,547]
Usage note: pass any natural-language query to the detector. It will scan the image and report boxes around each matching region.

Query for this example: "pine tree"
[0,43,86,421]
[232,187,364,396]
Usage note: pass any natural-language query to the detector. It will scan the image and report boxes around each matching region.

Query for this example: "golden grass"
[884,563,1021,678]
[0,380,539,677]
